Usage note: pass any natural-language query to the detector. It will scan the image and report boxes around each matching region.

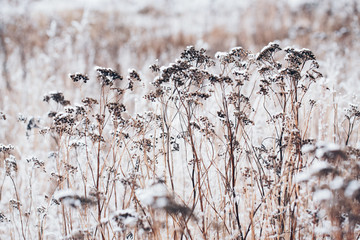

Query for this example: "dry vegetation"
[0,0,360,239]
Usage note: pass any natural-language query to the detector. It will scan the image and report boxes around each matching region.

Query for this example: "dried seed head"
[181,46,213,67]
[43,92,70,106]
[54,190,97,208]
[112,209,139,231]
[149,63,160,73]
[9,199,21,210]
[69,73,89,83]
[5,155,17,175]
[0,144,14,154]
[96,67,122,86]
[82,97,98,108]
[256,42,281,62]
[136,181,193,218]
[284,47,316,69]
[128,69,141,82]
[26,157,45,169]
[0,112,6,120]
[0,213,9,222]
[345,104,360,119]
[66,229,92,240]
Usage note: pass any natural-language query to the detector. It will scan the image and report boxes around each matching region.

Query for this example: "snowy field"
[0,0,359,239]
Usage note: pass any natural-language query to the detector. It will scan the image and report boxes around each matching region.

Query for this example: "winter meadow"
[0,0,359,239]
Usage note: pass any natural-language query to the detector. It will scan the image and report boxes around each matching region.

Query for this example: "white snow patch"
[345,180,360,198]
[315,142,341,159]
[330,176,344,190]
[301,144,315,153]
[54,189,76,199]
[112,209,138,227]
[295,160,331,182]
[313,189,332,202]
[215,51,228,59]
[5,155,16,164]
[54,189,82,207]
[136,182,168,208]
[314,220,333,235]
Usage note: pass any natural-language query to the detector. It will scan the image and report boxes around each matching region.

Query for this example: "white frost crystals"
[313,189,333,202]
[295,160,334,183]
[301,141,347,161]
[136,181,192,218]
[136,181,168,208]
[298,140,360,236]
[95,66,122,86]
[111,209,139,233]
[54,189,97,208]
[344,180,360,198]
[329,176,344,190]
[297,141,347,183]
[5,155,17,175]
[0,144,14,153]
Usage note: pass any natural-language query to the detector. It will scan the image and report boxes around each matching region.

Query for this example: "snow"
[54,189,76,200]
[301,144,315,153]
[314,142,341,159]
[313,189,332,202]
[69,138,86,148]
[54,189,82,208]
[215,52,228,59]
[112,209,139,227]
[5,155,16,164]
[0,144,14,151]
[295,160,331,182]
[344,180,360,198]
[136,182,169,208]
[330,176,344,190]
[314,220,333,235]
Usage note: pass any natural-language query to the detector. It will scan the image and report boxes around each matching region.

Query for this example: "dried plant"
[0,6,359,236]
[299,143,360,240]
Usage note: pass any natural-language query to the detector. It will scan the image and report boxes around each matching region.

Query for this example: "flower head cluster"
[69,73,89,83]
[0,112,6,120]
[0,144,14,154]
[43,92,70,106]
[54,189,97,208]
[96,67,122,86]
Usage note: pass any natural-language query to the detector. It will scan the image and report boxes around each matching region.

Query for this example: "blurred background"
[0,0,359,149]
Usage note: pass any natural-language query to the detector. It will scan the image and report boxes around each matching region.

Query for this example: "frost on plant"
[0,42,359,240]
